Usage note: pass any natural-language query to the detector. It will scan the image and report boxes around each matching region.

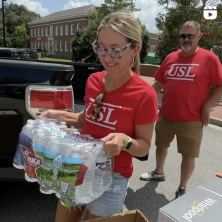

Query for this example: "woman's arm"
[101,122,155,157]
[39,109,85,129]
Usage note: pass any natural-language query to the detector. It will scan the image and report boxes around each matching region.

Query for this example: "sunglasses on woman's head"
[90,92,106,121]
[92,41,132,58]
[179,34,195,39]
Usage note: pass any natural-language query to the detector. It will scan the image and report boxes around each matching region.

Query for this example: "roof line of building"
[28,4,95,26]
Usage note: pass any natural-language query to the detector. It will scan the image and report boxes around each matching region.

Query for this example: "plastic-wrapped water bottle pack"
[13,117,113,207]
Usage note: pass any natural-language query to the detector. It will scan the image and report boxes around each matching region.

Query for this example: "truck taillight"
[25,85,74,118]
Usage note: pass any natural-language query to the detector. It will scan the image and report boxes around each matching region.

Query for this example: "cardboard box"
[85,210,150,222]
[157,177,222,222]
[199,176,222,197]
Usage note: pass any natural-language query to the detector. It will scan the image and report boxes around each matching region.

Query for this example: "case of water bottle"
[13,117,113,207]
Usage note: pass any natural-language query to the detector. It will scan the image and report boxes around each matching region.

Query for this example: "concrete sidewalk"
[140,75,222,127]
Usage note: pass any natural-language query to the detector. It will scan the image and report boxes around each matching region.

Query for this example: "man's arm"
[152,80,164,93]
[201,84,222,125]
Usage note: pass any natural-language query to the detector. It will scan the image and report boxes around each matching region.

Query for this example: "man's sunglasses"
[179,34,195,39]
[90,92,106,121]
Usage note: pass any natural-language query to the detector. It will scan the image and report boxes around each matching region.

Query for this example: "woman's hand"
[100,133,124,156]
[39,109,66,122]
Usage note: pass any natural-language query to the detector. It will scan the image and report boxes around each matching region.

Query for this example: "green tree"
[11,24,29,48]
[72,0,150,63]
[155,0,222,63]
[140,23,150,64]
[0,3,40,47]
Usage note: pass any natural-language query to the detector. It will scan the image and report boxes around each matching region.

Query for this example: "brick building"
[28,5,95,59]
[28,4,159,59]
[148,32,159,52]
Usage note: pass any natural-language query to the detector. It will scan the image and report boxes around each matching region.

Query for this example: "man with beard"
[140,21,222,199]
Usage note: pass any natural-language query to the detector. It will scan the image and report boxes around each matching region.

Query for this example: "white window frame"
[65,41,68,51]
[65,25,68,35]
[76,23,80,30]
[60,41,63,51]
[55,41,58,51]
[60,25,63,36]
[71,24,74,35]
[45,27,48,36]
[37,42,40,49]
[34,42,36,49]
[41,42,44,50]
[50,26,53,36]
[31,29,33,37]
[41,28,44,36]
[45,42,48,49]
[150,45,156,52]
[55,26,58,36]
[31,42,33,49]
[38,28,40,37]
[34,29,36,37]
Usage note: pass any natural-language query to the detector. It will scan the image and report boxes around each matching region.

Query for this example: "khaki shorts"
[155,114,203,158]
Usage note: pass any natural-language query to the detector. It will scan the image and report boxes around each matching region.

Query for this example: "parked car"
[0,48,38,60]
[0,57,104,178]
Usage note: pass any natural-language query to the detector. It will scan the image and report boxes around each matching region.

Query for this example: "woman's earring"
[131,58,135,67]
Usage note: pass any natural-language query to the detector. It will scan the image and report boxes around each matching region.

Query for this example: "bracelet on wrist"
[121,133,128,150]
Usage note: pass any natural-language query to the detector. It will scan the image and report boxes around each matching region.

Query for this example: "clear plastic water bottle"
[25,132,45,182]
[13,123,34,169]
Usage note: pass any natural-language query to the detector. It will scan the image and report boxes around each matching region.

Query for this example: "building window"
[55,26,58,36]
[45,41,48,49]
[50,26,53,36]
[65,41,68,51]
[38,28,40,37]
[55,41,58,51]
[41,42,44,49]
[70,41,72,52]
[31,29,33,37]
[41,28,44,36]
[37,42,40,49]
[60,25,63,35]
[60,41,63,51]
[45,27,48,36]
[150,45,156,52]
[34,42,36,49]
[71,24,74,35]
[31,42,33,49]
[76,23,80,30]
[34,29,36,37]
[65,25,68,35]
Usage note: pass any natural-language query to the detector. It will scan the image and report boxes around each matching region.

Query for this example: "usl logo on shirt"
[85,98,122,130]
[167,63,199,81]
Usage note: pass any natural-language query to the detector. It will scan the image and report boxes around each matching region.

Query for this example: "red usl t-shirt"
[154,48,222,121]
[81,71,158,178]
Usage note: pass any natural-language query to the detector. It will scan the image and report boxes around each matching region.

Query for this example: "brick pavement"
[140,75,222,127]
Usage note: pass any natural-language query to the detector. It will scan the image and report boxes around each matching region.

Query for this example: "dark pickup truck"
[0,58,104,177]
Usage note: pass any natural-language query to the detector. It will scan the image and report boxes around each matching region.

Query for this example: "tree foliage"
[155,0,222,63]
[72,0,150,63]
[0,3,40,47]
[11,24,29,48]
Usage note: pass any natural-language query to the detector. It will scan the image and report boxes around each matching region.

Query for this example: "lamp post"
[2,0,6,47]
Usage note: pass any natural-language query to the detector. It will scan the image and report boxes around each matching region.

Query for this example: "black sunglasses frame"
[179,34,195,39]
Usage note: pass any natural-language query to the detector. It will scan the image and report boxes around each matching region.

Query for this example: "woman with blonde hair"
[40,11,158,221]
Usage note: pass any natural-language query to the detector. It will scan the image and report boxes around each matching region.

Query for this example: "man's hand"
[201,104,211,126]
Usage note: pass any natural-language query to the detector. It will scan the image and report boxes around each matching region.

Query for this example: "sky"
[6,0,166,33]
